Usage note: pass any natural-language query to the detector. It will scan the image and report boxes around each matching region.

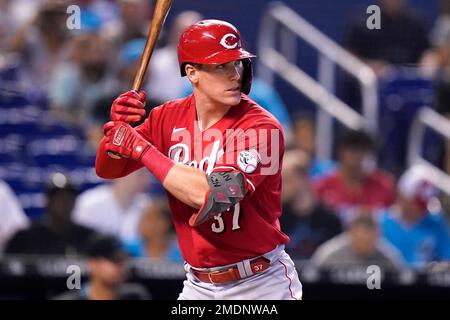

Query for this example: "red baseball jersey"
[136,94,289,268]
[313,170,396,215]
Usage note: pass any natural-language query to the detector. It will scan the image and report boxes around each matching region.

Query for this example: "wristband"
[141,145,176,183]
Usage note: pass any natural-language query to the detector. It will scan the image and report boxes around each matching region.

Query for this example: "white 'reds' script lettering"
[168,126,280,176]
[168,140,222,175]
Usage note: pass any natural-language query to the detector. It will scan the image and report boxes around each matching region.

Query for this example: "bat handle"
[132,82,142,92]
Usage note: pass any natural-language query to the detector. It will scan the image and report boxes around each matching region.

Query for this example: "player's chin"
[223,91,242,106]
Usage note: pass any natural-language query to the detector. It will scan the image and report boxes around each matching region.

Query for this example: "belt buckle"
[207,271,221,284]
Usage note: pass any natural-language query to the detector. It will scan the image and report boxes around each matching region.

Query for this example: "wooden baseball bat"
[108,0,173,159]
[132,0,174,91]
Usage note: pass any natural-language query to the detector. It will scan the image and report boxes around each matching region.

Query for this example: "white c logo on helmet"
[220,33,239,49]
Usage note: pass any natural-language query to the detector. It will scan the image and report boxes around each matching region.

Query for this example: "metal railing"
[257,2,378,160]
[408,107,450,195]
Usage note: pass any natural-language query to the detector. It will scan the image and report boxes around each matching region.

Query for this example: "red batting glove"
[103,122,176,183]
[104,121,150,161]
[110,90,147,123]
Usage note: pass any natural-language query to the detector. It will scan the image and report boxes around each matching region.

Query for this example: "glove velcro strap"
[189,169,245,227]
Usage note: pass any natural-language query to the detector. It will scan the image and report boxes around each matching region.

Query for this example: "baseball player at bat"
[96,20,302,300]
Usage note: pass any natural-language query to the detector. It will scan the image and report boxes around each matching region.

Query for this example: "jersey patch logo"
[220,33,240,49]
[237,149,260,173]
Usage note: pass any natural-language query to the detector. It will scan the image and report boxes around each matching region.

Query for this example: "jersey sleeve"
[215,123,284,195]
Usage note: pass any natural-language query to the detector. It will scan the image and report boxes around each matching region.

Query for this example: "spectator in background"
[73,0,119,32]
[9,0,70,93]
[0,0,41,43]
[146,10,203,104]
[420,0,450,78]
[280,150,342,260]
[115,38,149,91]
[73,169,152,250]
[4,173,97,256]
[0,1,9,50]
[126,201,182,262]
[379,167,450,269]
[0,180,29,253]
[54,234,150,300]
[311,214,404,272]
[248,78,293,141]
[439,191,450,227]
[48,11,116,127]
[0,0,18,52]
[291,113,337,180]
[345,0,429,77]
[104,0,156,52]
[419,0,450,174]
[313,129,395,224]
[342,0,430,112]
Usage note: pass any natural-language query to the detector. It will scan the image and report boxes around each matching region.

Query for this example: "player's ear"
[185,64,200,84]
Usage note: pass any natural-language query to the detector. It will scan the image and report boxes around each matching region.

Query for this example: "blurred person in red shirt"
[313,129,395,224]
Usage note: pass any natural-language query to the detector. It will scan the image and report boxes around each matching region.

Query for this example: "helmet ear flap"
[180,62,187,76]
[241,58,253,95]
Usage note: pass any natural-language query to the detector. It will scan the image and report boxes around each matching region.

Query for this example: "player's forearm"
[95,137,143,179]
[162,164,210,209]
[103,122,210,208]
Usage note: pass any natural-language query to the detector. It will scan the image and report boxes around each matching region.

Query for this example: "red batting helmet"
[177,19,256,94]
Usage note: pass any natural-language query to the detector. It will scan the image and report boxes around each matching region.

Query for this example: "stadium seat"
[377,69,434,176]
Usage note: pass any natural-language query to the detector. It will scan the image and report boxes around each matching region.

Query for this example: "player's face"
[350,226,378,256]
[89,258,127,287]
[194,60,244,107]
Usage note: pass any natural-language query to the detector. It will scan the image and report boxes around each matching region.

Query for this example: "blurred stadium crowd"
[1,0,450,299]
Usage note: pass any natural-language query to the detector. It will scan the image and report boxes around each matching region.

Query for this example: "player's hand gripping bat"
[107,0,173,159]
